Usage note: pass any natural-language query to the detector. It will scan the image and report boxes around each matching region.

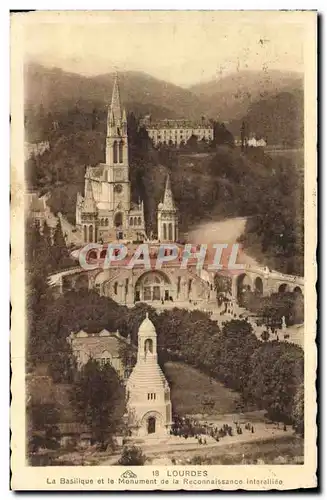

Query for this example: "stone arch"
[135,270,171,303]
[278,283,289,293]
[89,225,93,243]
[254,276,263,295]
[293,286,303,295]
[130,217,134,226]
[114,281,118,295]
[163,223,167,240]
[144,338,153,354]
[138,216,142,226]
[168,223,173,241]
[236,273,252,304]
[119,141,123,163]
[105,218,108,226]
[113,140,118,163]
[83,225,87,243]
[140,410,163,435]
[114,212,123,228]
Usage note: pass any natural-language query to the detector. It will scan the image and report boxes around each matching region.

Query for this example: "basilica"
[76,74,146,243]
[75,74,179,245]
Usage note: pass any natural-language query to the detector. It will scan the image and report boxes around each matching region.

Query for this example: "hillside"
[239,90,304,147]
[190,69,303,122]
[24,63,204,122]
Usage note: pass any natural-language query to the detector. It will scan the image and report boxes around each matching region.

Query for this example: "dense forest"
[26,103,304,275]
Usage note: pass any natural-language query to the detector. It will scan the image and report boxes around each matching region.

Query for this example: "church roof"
[127,360,168,391]
[83,181,97,213]
[109,73,122,125]
[138,312,156,335]
[161,174,176,211]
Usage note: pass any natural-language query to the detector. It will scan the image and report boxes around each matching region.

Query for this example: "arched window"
[163,223,167,240]
[130,217,134,226]
[138,216,141,226]
[114,212,123,228]
[168,223,173,241]
[114,282,118,295]
[119,141,123,163]
[83,225,87,242]
[113,141,118,163]
[134,217,137,226]
[99,350,111,367]
[144,338,153,354]
[89,225,93,243]
[105,218,108,226]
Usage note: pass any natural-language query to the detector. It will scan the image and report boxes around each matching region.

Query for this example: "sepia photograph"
[10,10,317,490]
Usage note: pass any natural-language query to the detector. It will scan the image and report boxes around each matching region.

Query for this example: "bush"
[118,446,146,466]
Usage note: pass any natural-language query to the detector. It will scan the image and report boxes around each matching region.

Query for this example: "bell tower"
[105,73,131,221]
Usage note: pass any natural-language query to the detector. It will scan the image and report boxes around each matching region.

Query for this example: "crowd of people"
[170,415,257,445]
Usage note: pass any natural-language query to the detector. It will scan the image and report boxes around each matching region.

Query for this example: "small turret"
[157,174,178,242]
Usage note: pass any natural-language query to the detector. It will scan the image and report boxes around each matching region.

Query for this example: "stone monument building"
[126,314,172,437]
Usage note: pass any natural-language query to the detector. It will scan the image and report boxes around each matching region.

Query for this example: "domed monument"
[126,313,172,437]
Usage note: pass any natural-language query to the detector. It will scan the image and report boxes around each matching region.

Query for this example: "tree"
[73,359,126,448]
[215,320,260,392]
[118,446,146,466]
[292,383,304,436]
[246,342,304,422]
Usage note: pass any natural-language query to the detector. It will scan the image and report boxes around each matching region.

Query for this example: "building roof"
[138,312,156,335]
[160,174,176,212]
[108,73,123,126]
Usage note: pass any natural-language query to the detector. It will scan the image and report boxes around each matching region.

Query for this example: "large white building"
[143,117,214,148]
[126,313,172,438]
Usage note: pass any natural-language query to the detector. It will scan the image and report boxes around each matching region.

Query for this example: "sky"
[22,11,306,87]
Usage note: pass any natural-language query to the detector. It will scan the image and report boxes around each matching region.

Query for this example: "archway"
[134,271,171,303]
[236,273,252,304]
[144,338,153,354]
[293,286,303,295]
[147,416,156,435]
[254,277,263,295]
[114,212,123,228]
[278,283,288,294]
[113,141,118,163]
[89,225,93,243]
[119,141,123,163]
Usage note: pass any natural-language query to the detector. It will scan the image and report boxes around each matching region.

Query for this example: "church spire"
[162,174,176,211]
[108,72,122,127]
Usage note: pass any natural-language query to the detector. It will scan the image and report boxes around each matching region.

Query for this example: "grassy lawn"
[157,435,304,466]
[163,361,241,416]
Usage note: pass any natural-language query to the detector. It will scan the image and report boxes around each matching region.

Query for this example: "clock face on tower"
[114,184,123,193]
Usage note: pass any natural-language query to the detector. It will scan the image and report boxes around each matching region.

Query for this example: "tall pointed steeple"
[162,174,176,211]
[108,72,122,130]
[84,178,97,213]
[157,174,178,242]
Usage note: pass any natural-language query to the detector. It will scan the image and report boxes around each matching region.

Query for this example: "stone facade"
[126,313,172,438]
[143,117,214,148]
[67,329,132,379]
